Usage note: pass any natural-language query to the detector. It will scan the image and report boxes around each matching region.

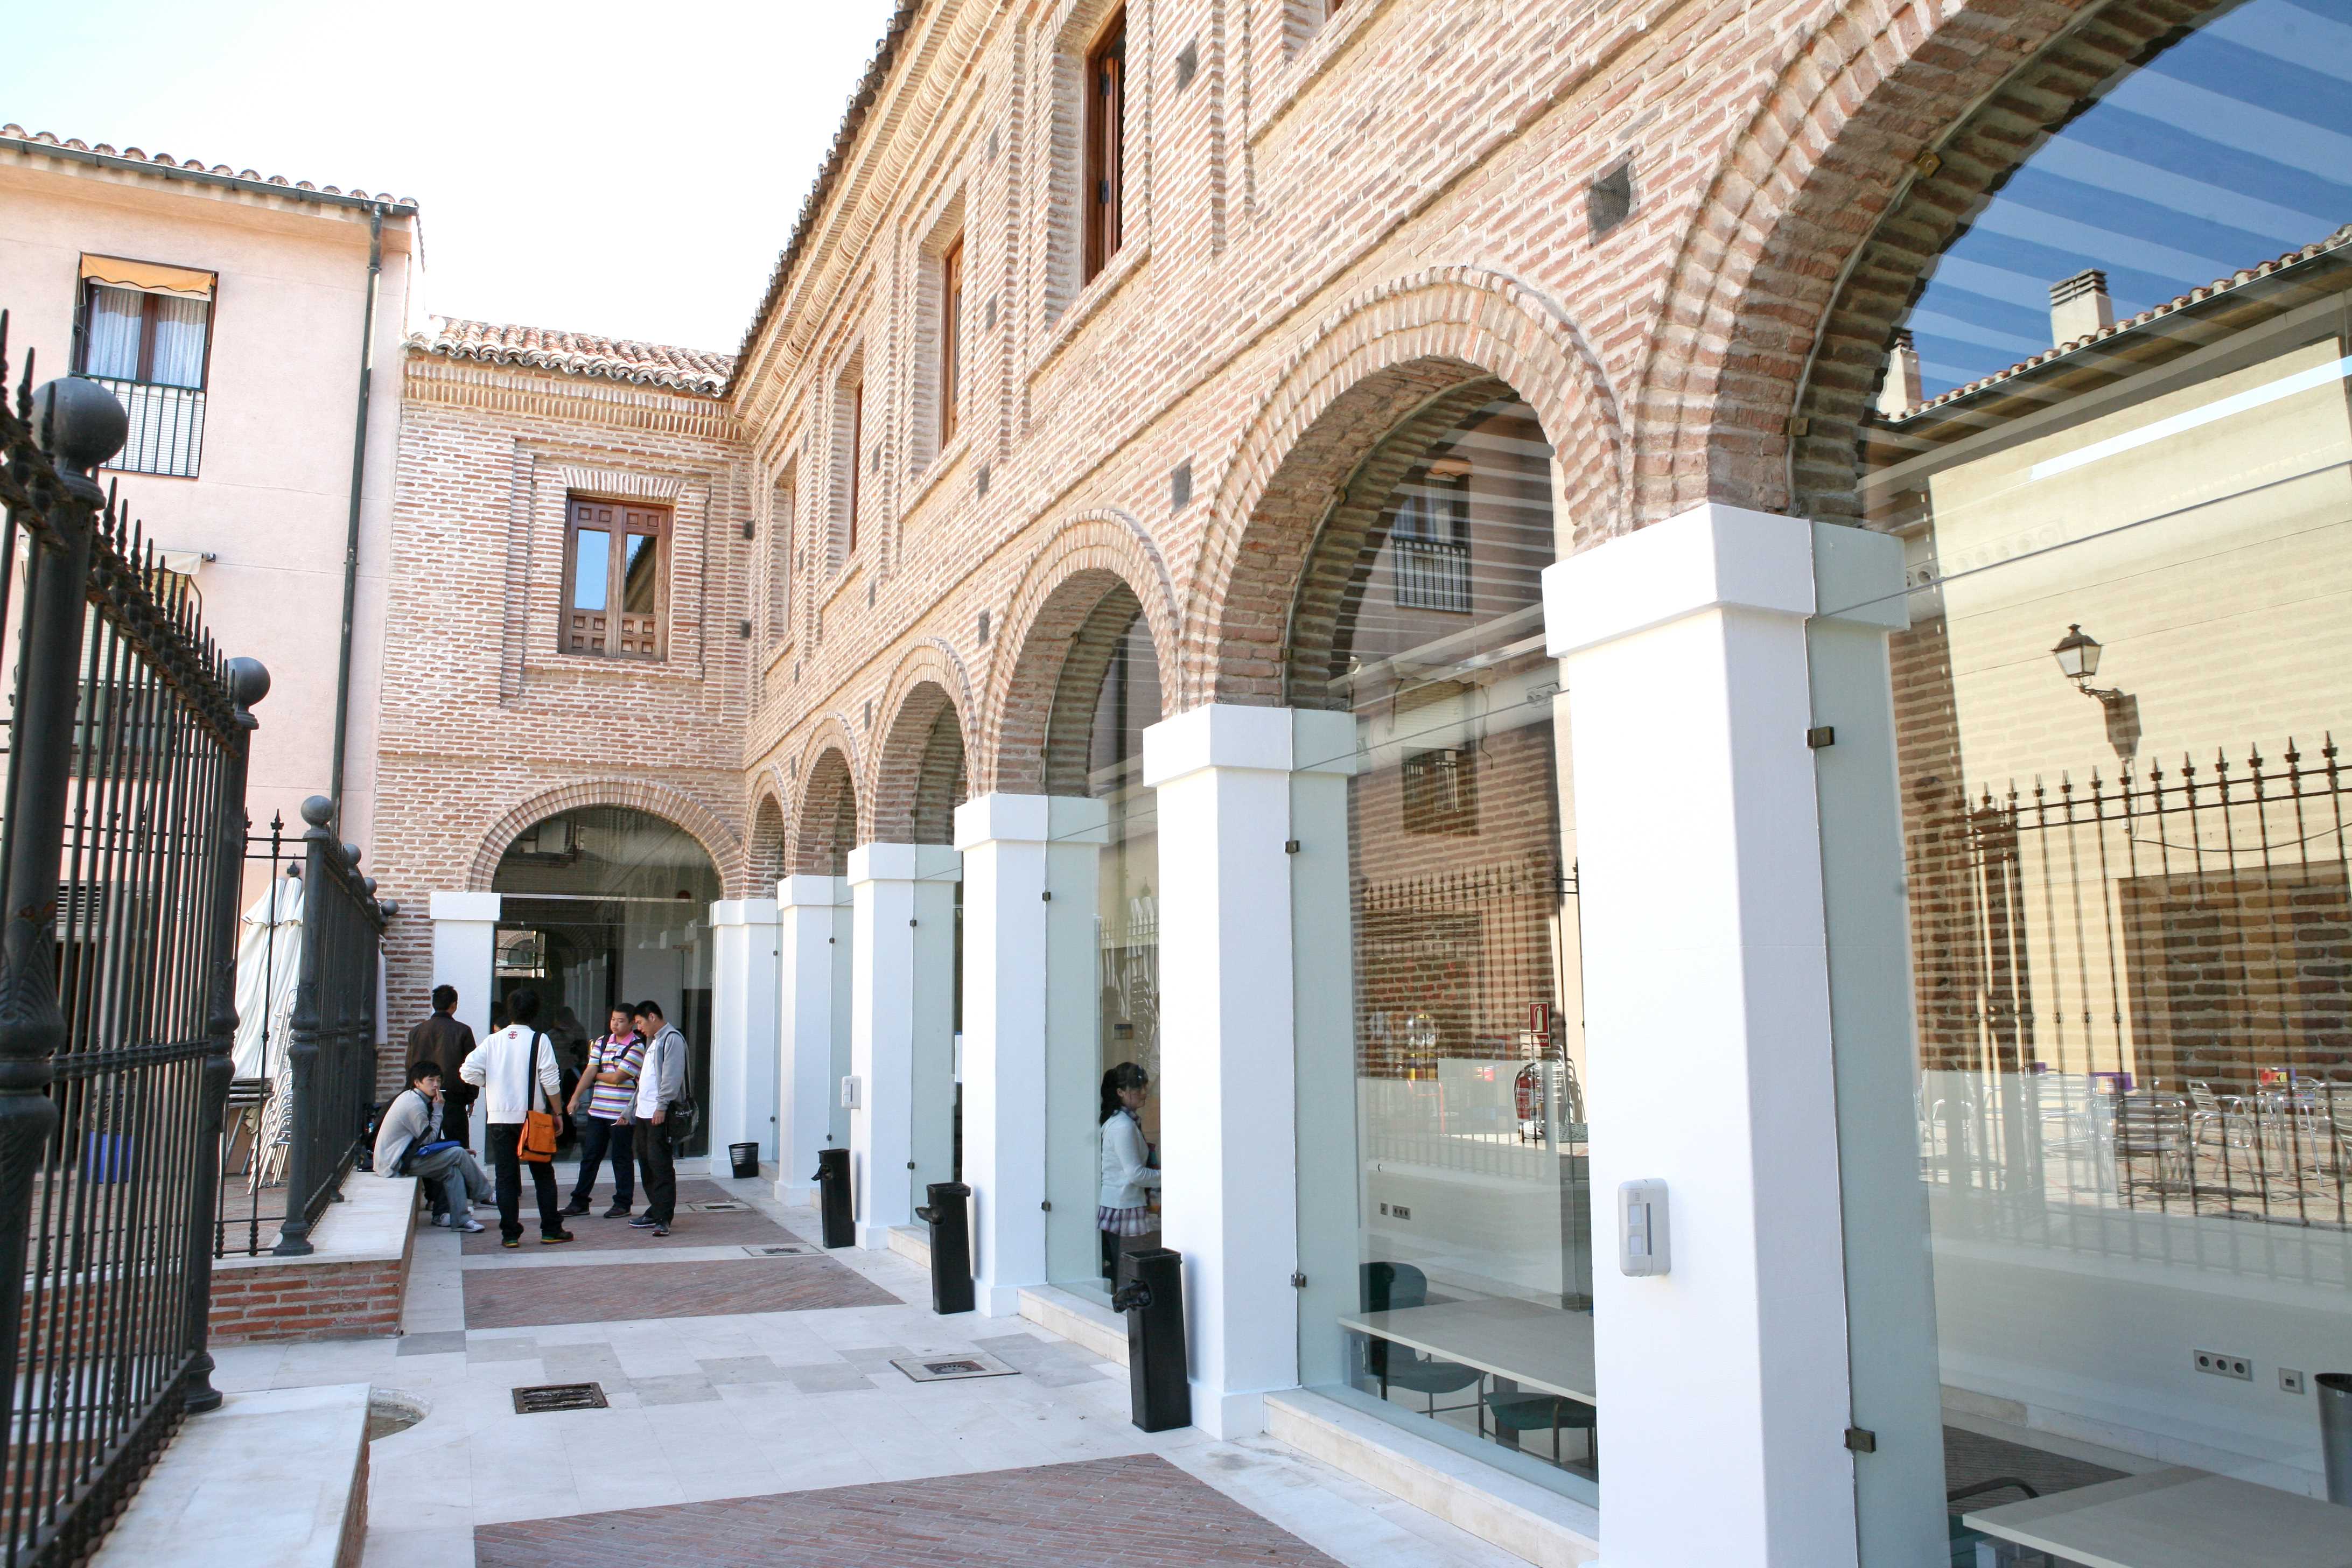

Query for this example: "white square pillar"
[774,875,847,1206]
[848,842,960,1249]
[1543,502,1857,1568]
[954,793,1109,1315]
[1142,703,1354,1440]
[705,898,781,1179]
[429,891,499,1160]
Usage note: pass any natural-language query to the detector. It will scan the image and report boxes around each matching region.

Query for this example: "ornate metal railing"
[85,377,205,480]
[271,796,386,1256]
[0,327,265,1566]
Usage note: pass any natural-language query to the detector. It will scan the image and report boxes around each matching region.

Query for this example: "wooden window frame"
[73,278,216,391]
[561,496,670,661]
[845,380,865,556]
[939,235,965,448]
[1083,10,1128,285]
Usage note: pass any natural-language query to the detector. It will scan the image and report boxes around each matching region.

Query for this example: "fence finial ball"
[343,843,362,867]
[30,377,128,472]
[225,656,271,711]
[300,795,334,829]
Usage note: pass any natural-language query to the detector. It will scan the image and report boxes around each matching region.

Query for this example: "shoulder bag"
[520,1032,561,1163]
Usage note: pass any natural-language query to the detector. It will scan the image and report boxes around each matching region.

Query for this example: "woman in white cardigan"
[1097,1061,1159,1282]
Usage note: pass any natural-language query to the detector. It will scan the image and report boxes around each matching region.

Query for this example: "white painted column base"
[1543,502,1861,1568]
[428,891,499,1163]
[773,876,846,1207]
[1143,703,1354,1440]
[705,899,781,1180]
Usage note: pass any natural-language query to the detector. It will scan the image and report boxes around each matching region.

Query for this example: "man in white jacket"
[629,999,688,1236]
[458,986,575,1249]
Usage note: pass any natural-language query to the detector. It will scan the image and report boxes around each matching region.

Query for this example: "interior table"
[1337,1296,1595,1405]
[1962,1466,2352,1567]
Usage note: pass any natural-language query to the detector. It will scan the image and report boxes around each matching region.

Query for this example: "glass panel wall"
[1836,2,2352,1549]
[1292,392,1596,1501]
[1045,604,1164,1302]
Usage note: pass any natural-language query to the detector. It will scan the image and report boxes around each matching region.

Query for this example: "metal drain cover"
[691,1200,749,1213]
[743,1244,811,1257]
[891,1352,1018,1383]
[513,1382,608,1413]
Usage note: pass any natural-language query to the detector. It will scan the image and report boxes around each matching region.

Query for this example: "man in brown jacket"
[407,985,478,1144]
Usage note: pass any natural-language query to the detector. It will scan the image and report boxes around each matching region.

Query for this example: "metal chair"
[1360,1262,1484,1418]
[2187,1080,2253,1151]
[1483,1390,1595,1468]
[1946,1477,2039,1565]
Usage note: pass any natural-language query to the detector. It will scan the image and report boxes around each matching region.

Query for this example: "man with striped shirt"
[562,1005,643,1218]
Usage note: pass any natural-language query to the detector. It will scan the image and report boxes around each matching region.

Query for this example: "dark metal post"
[183,659,268,1411]
[0,376,123,1474]
[273,795,338,1256]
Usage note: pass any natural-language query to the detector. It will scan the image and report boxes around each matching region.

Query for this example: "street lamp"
[2051,623,2126,707]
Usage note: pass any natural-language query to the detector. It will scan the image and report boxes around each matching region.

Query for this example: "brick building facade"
[372,1,2352,1562]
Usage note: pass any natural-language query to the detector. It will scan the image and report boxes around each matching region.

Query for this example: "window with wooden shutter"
[563,497,668,659]
[1083,10,1128,284]
[846,380,865,555]
[939,235,965,447]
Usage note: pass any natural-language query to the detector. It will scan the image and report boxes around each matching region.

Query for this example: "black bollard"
[814,1147,855,1248]
[1109,1246,1191,1432]
[913,1181,975,1314]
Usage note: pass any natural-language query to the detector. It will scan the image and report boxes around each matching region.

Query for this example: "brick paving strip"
[474,1453,1345,1566]
[462,1178,797,1255]
[463,1255,897,1329]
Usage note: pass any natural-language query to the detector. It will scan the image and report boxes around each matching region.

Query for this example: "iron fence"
[215,814,292,1259]
[271,796,385,1256]
[1910,740,2352,1276]
[0,338,264,1566]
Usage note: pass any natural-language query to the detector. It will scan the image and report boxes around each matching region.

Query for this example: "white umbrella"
[231,871,303,1079]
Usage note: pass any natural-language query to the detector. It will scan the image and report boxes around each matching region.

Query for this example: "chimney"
[2049,269,2113,347]
[1878,330,1923,417]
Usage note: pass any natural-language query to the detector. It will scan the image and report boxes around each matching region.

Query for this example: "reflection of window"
[1392,457,1472,612]
[1083,9,1127,284]
[1401,746,1479,836]
[74,256,214,478]
[563,496,666,659]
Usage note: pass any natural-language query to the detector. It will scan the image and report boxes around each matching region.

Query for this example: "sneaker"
[501,1237,521,1250]
[561,1200,591,1217]
[456,1218,485,1234]
[650,1225,669,1237]
[540,1230,575,1245]
[628,1215,659,1229]
[430,1213,452,1229]
[603,1202,632,1219]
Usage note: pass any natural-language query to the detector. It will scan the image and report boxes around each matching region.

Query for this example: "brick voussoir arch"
[1184,266,1627,708]
[981,509,1181,796]
[787,716,865,874]
[467,777,745,896]
[869,640,978,843]
[746,779,790,895]
[1639,0,2174,521]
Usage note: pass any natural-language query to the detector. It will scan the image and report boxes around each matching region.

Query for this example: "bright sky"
[1,0,901,353]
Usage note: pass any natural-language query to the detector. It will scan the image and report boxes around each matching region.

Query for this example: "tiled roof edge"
[408,317,734,396]
[724,2,926,401]
[1,124,418,211]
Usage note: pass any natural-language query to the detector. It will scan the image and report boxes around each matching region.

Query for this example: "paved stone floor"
[209,1165,1527,1568]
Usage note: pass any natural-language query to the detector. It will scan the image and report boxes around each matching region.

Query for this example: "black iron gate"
[0,341,266,1565]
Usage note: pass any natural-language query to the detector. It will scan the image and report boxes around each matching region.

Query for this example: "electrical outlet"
[2280,1368,2307,1395]
[2194,1349,2253,1381]
[1391,1205,1411,1221]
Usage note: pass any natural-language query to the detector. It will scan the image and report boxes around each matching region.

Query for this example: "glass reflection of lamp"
[2051,624,2127,708]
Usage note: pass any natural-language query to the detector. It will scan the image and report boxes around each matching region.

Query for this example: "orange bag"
[519,1032,560,1163]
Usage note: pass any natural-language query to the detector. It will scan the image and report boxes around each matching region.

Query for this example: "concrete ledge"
[1018,1284,1127,1366]
[93,1382,370,1568]
[1264,1389,1600,1568]
[886,1223,931,1270]
[212,1177,417,1342]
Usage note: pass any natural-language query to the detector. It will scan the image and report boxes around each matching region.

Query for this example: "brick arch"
[790,726,862,878]
[1185,266,1626,708]
[1639,0,2200,522]
[467,778,743,895]
[870,641,976,843]
[747,787,788,893]
[982,512,1180,795]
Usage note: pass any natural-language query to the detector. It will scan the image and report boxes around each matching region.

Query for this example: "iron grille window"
[1391,460,1472,612]
[1401,746,1479,836]
[73,259,214,480]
